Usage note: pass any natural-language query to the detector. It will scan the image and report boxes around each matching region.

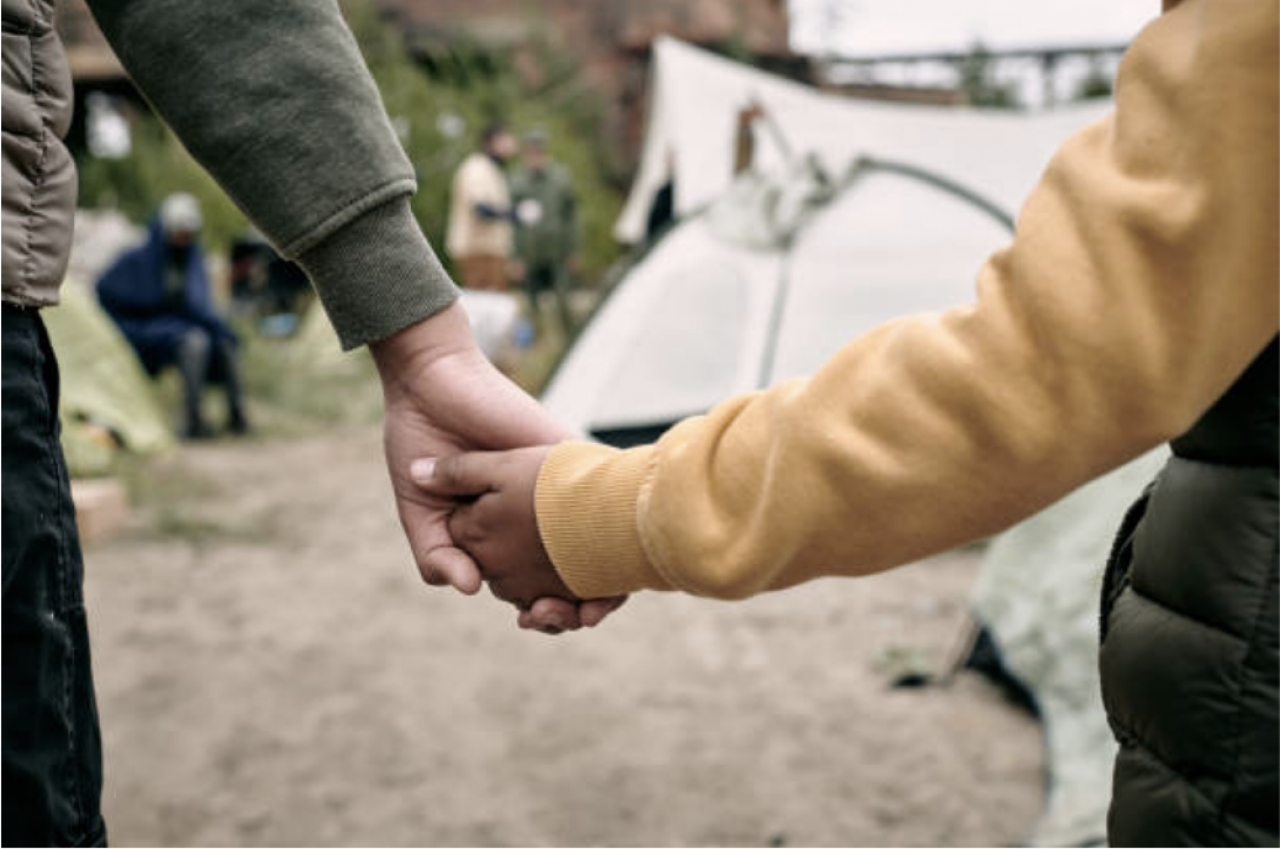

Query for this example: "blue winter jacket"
[96,219,235,375]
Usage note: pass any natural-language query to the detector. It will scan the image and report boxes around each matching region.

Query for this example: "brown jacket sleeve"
[536,0,1279,600]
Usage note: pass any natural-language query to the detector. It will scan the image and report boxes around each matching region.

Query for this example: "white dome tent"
[545,36,1110,441]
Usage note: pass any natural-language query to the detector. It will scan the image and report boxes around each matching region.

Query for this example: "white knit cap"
[159,192,203,235]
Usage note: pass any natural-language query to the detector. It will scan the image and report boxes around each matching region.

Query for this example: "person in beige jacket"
[415,0,1277,843]
[446,123,518,291]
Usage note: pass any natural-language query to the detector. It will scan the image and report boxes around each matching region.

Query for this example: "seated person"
[230,229,311,323]
[97,193,249,438]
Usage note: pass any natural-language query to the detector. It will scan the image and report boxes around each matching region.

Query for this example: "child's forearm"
[536,0,1279,601]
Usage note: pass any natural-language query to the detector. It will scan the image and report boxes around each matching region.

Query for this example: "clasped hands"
[371,303,623,634]
[410,447,581,629]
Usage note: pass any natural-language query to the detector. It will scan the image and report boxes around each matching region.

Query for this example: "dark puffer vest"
[1101,337,1279,846]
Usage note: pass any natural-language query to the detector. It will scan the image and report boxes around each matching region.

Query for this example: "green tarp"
[42,285,174,476]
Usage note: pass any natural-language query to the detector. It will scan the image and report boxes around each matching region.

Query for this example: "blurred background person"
[96,193,249,439]
[510,127,580,333]
[446,122,518,291]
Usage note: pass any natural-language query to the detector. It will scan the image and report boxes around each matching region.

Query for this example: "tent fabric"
[42,284,174,475]
[615,36,1110,245]
[555,39,1111,437]
[544,163,1017,433]
[768,167,1014,383]
[545,214,785,433]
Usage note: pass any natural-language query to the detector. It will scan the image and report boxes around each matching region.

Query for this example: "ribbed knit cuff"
[535,441,672,598]
[296,197,459,350]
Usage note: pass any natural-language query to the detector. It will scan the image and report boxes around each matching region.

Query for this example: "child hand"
[410,447,575,612]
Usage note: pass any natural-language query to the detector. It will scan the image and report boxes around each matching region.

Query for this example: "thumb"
[417,545,484,596]
[395,497,483,595]
[409,453,501,498]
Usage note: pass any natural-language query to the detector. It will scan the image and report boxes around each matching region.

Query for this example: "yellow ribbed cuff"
[535,441,671,598]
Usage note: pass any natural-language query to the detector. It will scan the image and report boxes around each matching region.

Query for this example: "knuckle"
[459,518,487,549]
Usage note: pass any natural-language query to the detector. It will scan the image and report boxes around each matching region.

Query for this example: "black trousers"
[2,306,107,846]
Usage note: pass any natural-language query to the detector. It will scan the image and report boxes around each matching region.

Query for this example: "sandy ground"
[83,425,1044,847]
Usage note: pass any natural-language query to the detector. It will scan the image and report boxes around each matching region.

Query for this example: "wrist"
[370,301,481,402]
[536,441,669,597]
[295,197,458,351]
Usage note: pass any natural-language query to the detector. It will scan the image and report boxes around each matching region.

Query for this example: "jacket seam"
[1215,533,1279,836]
[1099,480,1156,643]
[1111,729,1226,814]
[18,18,53,292]
[1108,548,1275,833]
[1104,582,1247,796]
[1120,580,1249,645]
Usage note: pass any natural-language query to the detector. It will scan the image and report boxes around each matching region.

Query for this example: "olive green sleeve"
[86,0,457,348]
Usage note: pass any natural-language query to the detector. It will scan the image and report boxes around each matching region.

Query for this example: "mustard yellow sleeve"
[536,0,1279,601]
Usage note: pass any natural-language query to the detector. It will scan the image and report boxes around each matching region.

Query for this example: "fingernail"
[545,614,567,631]
[409,458,435,483]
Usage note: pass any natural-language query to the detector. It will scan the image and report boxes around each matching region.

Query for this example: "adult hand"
[411,446,567,612]
[369,302,625,632]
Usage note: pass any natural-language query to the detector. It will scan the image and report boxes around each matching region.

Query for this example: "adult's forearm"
[87,0,457,348]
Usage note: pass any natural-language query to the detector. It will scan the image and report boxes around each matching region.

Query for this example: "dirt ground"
[83,425,1044,847]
